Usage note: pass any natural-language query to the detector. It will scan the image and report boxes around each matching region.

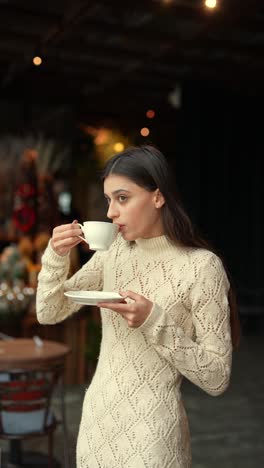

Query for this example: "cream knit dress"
[36,234,232,468]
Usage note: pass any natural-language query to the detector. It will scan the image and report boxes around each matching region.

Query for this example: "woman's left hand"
[98,290,153,328]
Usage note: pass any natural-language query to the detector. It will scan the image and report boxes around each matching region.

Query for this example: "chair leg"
[9,440,23,464]
[48,432,53,468]
[59,378,71,468]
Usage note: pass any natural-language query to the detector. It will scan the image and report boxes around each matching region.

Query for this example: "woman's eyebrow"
[104,189,131,196]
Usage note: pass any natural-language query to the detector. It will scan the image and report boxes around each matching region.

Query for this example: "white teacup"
[78,221,118,251]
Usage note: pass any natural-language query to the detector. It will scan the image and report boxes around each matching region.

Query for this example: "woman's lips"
[118,225,125,232]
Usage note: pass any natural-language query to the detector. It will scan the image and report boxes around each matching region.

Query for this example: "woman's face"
[104,174,165,240]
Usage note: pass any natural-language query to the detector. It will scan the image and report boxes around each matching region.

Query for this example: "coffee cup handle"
[77,223,90,246]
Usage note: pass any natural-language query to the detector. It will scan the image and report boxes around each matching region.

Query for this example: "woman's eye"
[118,195,127,203]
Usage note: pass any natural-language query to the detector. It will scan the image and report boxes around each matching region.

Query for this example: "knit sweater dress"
[36,233,232,468]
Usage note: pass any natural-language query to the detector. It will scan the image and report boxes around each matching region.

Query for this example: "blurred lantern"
[33,56,42,66]
[205,0,217,9]
[140,127,150,137]
[146,109,155,119]
[113,142,124,152]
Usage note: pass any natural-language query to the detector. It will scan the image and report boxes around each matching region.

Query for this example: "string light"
[205,0,217,9]
[33,56,42,66]
[113,142,124,152]
[146,109,155,119]
[140,127,150,137]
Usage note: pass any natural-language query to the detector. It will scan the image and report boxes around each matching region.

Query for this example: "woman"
[36,145,240,468]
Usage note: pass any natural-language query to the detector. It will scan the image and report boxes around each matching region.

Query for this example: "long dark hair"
[101,145,240,348]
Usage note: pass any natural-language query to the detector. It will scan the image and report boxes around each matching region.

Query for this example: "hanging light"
[140,127,150,137]
[146,109,155,119]
[113,142,124,152]
[33,56,42,66]
[205,0,217,9]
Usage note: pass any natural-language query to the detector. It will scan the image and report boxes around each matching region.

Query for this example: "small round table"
[0,338,70,467]
[0,337,70,371]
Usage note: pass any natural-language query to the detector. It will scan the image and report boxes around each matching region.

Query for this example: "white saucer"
[64,290,124,305]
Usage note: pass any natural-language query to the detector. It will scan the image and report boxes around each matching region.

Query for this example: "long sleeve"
[139,253,232,396]
[36,242,106,324]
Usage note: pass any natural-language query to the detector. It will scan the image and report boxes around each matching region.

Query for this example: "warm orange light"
[140,127,150,137]
[33,56,42,66]
[113,142,124,152]
[205,0,217,8]
[146,109,155,119]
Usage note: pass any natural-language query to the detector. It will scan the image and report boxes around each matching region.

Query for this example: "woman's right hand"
[50,221,84,256]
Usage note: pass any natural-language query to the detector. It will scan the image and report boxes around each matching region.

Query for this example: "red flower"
[12,206,36,232]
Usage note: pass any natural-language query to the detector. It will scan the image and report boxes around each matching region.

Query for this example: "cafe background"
[0,0,263,382]
[0,0,263,464]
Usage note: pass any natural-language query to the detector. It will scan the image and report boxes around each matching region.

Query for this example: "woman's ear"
[154,189,165,208]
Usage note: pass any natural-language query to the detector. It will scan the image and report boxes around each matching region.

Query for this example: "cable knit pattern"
[36,234,232,468]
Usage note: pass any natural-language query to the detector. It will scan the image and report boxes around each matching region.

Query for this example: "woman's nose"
[107,202,118,220]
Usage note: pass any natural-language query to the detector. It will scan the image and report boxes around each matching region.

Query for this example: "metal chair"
[0,340,70,468]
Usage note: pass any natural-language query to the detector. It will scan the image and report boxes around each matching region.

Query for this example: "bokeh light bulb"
[33,56,42,66]
[113,142,124,152]
[146,109,155,119]
[140,127,150,137]
[205,0,217,8]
